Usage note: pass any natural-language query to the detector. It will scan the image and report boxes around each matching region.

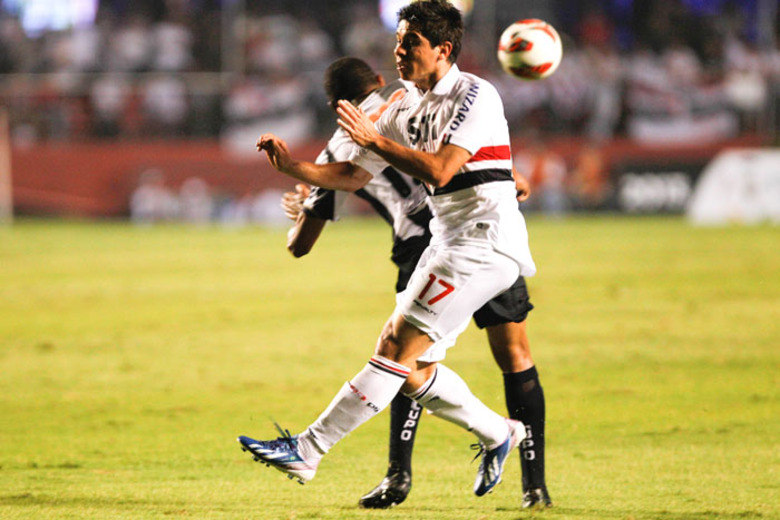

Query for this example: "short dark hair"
[398,0,464,63]
[323,57,379,109]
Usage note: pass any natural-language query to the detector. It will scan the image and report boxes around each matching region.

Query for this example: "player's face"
[394,20,445,89]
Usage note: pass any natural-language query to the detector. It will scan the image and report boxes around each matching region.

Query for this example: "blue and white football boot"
[472,419,525,496]
[238,424,318,485]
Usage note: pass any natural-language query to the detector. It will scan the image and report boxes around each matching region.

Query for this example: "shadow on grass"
[1,494,768,520]
[0,493,189,511]
[498,506,765,520]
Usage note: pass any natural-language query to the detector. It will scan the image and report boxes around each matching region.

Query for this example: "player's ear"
[376,74,386,87]
[438,41,453,62]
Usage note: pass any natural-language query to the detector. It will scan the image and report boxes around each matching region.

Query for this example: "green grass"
[0,217,777,520]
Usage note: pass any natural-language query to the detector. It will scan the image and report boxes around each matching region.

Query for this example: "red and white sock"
[297,355,411,459]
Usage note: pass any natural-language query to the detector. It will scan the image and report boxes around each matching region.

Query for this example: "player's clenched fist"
[514,171,531,202]
[280,184,310,221]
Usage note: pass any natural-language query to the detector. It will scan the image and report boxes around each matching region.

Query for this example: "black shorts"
[472,275,534,328]
[392,232,432,294]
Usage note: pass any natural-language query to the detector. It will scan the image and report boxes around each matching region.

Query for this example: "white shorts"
[394,241,521,362]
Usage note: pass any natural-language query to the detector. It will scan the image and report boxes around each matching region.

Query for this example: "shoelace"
[470,442,486,463]
[273,422,293,440]
[267,422,298,451]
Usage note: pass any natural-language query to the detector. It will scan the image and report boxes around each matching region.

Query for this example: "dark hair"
[323,57,380,108]
[398,0,464,63]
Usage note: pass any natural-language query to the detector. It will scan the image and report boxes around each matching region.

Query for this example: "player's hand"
[257,133,294,173]
[280,184,310,221]
[336,100,380,149]
[514,170,531,202]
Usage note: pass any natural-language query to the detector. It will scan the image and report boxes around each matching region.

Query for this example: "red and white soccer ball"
[497,19,563,80]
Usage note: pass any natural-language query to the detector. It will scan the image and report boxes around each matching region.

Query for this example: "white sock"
[297,356,410,459]
[409,364,509,448]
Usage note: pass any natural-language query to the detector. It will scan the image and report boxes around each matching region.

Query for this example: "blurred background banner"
[0,0,777,223]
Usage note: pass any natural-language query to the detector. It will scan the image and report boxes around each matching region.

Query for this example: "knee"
[401,362,436,395]
[375,321,402,362]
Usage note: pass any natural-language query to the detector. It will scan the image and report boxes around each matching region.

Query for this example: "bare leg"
[486,320,534,373]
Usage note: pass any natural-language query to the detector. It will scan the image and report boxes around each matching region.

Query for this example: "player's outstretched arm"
[257,134,372,192]
[336,101,470,188]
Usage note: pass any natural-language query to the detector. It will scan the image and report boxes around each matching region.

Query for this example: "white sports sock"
[409,364,509,449]
[297,356,410,458]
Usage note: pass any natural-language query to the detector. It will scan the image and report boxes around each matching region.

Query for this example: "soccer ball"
[497,19,563,80]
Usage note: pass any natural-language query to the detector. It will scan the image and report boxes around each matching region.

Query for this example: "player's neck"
[353,85,380,106]
[415,62,452,93]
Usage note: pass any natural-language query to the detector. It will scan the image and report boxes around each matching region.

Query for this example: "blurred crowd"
[0,0,777,145]
[129,168,289,226]
[1,0,778,219]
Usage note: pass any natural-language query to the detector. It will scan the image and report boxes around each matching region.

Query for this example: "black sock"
[387,393,422,475]
[504,366,546,491]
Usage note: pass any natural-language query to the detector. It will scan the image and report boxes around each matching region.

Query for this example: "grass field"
[0,216,777,520]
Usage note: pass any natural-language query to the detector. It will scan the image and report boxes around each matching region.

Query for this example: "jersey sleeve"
[315,127,360,165]
[303,186,348,221]
[350,147,390,177]
[442,81,506,155]
[350,104,397,176]
[308,126,362,220]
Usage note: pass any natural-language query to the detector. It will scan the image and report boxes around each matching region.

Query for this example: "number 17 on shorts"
[397,245,520,342]
[418,273,455,305]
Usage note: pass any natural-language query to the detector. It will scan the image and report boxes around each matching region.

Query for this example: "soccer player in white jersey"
[282,56,551,509]
[241,0,537,501]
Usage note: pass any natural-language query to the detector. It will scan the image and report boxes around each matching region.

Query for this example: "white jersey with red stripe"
[352,65,535,277]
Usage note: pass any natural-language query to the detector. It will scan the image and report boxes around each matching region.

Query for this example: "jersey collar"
[430,63,460,96]
[399,79,417,93]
